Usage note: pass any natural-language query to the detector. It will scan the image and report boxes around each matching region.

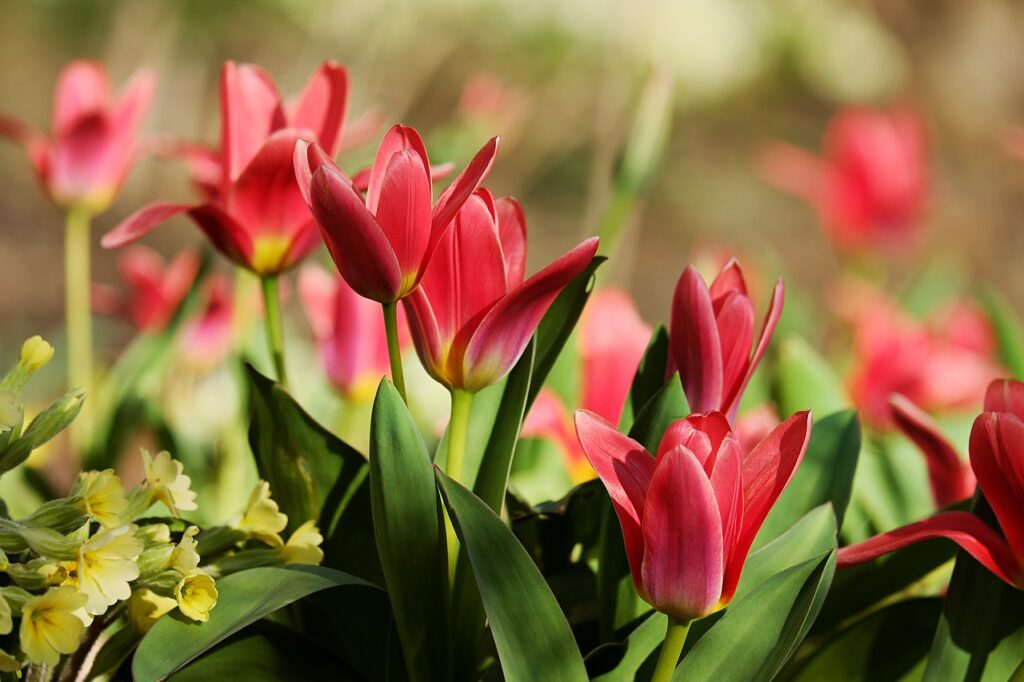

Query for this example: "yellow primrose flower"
[174,570,218,623]
[127,588,176,633]
[280,521,325,565]
[237,481,288,548]
[142,450,197,516]
[20,586,88,665]
[77,525,144,615]
[169,526,201,575]
[77,469,128,527]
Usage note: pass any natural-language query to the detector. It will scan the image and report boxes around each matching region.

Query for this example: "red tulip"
[670,261,783,421]
[102,61,350,275]
[293,125,499,303]
[757,106,928,251]
[92,246,199,332]
[837,379,1024,589]
[0,60,155,214]
[575,408,813,621]
[403,189,598,392]
[298,263,398,402]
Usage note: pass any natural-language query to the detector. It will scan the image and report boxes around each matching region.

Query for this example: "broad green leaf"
[133,565,370,682]
[775,335,849,419]
[369,380,450,682]
[627,374,687,453]
[980,288,1024,380]
[619,325,670,431]
[756,411,860,547]
[437,470,587,682]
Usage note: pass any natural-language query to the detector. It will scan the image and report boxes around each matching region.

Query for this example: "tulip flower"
[838,379,1024,590]
[298,264,394,403]
[757,105,928,252]
[93,246,199,332]
[575,408,813,679]
[1,60,156,403]
[177,274,237,370]
[103,61,350,385]
[670,261,783,421]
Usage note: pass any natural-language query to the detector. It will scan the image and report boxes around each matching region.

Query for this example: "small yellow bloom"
[280,521,324,565]
[20,586,88,665]
[237,481,288,547]
[20,336,54,372]
[77,525,144,615]
[127,588,177,633]
[77,469,128,527]
[142,450,197,516]
[174,570,218,623]
[169,526,201,575]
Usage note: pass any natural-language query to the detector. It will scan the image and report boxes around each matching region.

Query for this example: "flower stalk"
[65,205,93,432]
[651,618,691,682]
[260,275,288,387]
[382,302,406,403]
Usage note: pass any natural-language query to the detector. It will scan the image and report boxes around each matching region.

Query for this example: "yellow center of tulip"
[251,236,292,275]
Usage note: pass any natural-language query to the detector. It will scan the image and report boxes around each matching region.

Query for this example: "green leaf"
[676,551,836,681]
[755,411,860,548]
[980,287,1024,380]
[369,380,450,682]
[775,335,850,419]
[437,469,588,682]
[133,565,370,682]
[619,325,670,431]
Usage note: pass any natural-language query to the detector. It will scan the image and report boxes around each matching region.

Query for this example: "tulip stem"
[651,617,691,682]
[382,302,407,403]
[445,389,474,582]
[259,276,288,387]
[65,205,93,443]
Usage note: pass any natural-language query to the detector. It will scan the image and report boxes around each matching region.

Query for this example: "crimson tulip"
[757,106,928,252]
[838,379,1024,590]
[102,60,350,276]
[575,408,813,621]
[670,261,783,421]
[93,246,199,332]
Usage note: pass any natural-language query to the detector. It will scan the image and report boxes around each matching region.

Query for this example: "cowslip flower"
[76,525,144,615]
[103,61,349,275]
[575,408,812,621]
[298,263,394,402]
[294,125,499,303]
[838,379,1024,588]
[76,469,128,527]
[280,520,325,565]
[169,526,201,575]
[175,570,218,622]
[756,106,928,252]
[93,246,199,332]
[670,261,783,421]
[0,61,155,214]
[404,190,599,392]
[235,481,288,547]
[20,586,89,665]
[142,450,198,516]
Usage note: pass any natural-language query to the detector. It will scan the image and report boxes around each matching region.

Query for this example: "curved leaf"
[619,325,670,431]
[775,335,850,419]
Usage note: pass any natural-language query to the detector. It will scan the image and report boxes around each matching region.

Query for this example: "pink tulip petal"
[715,292,755,403]
[575,409,656,586]
[366,125,430,214]
[373,148,433,283]
[295,140,347,207]
[113,68,157,139]
[462,237,598,391]
[723,278,784,419]
[187,203,254,268]
[101,202,195,248]
[837,511,1022,588]
[298,264,337,339]
[754,141,829,204]
[656,412,734,470]
[495,196,527,288]
[983,379,1024,419]
[969,412,1024,562]
[403,288,446,384]
[52,60,109,136]
[711,434,745,562]
[288,61,348,155]
[671,266,724,414]
[890,394,974,507]
[641,445,725,620]
[709,259,748,300]
[220,61,285,191]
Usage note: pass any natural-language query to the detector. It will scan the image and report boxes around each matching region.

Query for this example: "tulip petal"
[187,204,253,268]
[575,409,655,585]
[101,202,194,248]
[714,292,755,404]
[709,259,748,300]
[288,61,348,155]
[298,264,337,339]
[0,115,50,178]
[837,511,1022,588]
[295,140,346,207]
[656,412,733,471]
[366,125,430,215]
[220,61,285,190]
[641,445,724,620]
[890,394,974,507]
[462,237,598,391]
[711,435,744,563]
[113,68,157,140]
[983,379,1024,419]
[969,412,1024,562]
[671,266,724,414]
[228,130,311,244]
[579,290,651,424]
[310,165,402,302]
[402,288,446,384]
[723,278,784,419]
[52,60,109,136]
[373,148,433,284]
[495,196,527,288]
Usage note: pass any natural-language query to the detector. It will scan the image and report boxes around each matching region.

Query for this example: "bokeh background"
[2,0,1024,364]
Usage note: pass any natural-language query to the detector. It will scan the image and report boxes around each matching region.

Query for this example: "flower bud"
[175,570,218,622]
[20,337,54,373]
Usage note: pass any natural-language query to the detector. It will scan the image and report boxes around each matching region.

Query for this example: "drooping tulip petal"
[219,62,285,190]
[288,61,348,155]
[889,394,974,506]
[984,379,1024,418]
[671,266,724,414]
[969,412,1024,562]
[101,202,194,248]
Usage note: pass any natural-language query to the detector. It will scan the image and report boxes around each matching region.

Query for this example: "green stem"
[65,206,93,443]
[259,276,288,387]
[651,618,691,682]
[445,389,474,582]
[382,302,407,403]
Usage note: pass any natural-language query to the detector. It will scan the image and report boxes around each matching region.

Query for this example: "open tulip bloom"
[576,407,813,679]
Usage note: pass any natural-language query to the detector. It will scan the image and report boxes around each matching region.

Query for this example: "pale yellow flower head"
[169,526,201,575]
[237,481,288,547]
[20,336,54,372]
[77,525,144,615]
[78,469,128,527]
[20,586,88,665]
[175,570,218,623]
[127,588,176,633]
[142,450,197,516]
[280,521,325,565]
